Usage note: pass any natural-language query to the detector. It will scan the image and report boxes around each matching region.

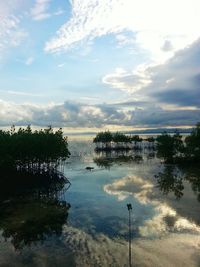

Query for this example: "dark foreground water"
[0,138,200,267]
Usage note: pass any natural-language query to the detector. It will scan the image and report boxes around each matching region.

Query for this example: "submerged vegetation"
[0,126,70,170]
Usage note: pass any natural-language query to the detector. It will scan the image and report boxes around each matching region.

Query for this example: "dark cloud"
[143,38,200,107]
[0,97,200,129]
[111,100,148,107]
[131,108,200,127]
[153,88,200,107]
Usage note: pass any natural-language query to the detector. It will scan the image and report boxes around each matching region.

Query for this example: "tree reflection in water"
[0,168,71,250]
[155,165,184,199]
[93,150,143,169]
[181,165,200,202]
[155,164,200,202]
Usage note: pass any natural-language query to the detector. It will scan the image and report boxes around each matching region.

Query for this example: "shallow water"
[0,139,200,267]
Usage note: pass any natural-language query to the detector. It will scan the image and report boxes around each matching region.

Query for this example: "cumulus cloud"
[0,99,33,125]
[103,67,151,93]
[45,0,200,62]
[0,99,200,128]
[145,39,200,108]
[103,38,200,111]
[0,100,127,127]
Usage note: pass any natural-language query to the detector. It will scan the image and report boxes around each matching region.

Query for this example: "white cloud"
[54,8,65,16]
[0,100,125,127]
[103,66,151,93]
[0,2,27,58]
[57,63,65,68]
[45,0,200,63]
[31,0,51,21]
[0,99,33,124]
[0,16,26,57]
[30,0,65,21]
[103,38,200,112]
[0,99,199,128]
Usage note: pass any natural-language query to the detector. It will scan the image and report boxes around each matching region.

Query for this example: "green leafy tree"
[0,126,70,170]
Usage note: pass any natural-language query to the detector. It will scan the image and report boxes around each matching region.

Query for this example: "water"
[0,138,200,267]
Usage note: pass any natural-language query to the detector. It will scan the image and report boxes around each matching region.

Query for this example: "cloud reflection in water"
[104,175,200,238]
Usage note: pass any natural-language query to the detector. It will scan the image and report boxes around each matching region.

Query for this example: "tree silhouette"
[185,122,200,161]
[0,126,70,170]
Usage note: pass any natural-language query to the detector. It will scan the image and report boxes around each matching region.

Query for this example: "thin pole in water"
[127,203,132,267]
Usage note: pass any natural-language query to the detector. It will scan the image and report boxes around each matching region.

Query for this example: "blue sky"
[0,0,200,132]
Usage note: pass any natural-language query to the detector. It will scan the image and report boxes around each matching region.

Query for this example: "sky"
[0,0,200,132]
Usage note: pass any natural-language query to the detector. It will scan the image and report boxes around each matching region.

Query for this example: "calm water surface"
[0,137,200,267]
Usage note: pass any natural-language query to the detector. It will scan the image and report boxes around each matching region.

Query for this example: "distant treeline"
[0,126,70,170]
[93,131,155,150]
[93,123,200,163]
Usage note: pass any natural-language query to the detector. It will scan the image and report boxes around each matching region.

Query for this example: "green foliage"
[93,131,132,150]
[112,132,131,143]
[156,133,174,162]
[156,123,200,163]
[130,135,143,143]
[93,131,141,151]
[0,126,70,169]
[146,137,155,143]
[93,131,112,143]
[93,131,130,143]
[94,124,200,163]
